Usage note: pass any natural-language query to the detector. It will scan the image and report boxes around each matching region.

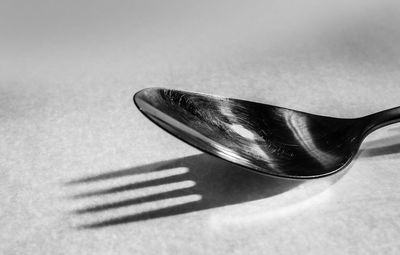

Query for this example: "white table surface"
[1,0,400,254]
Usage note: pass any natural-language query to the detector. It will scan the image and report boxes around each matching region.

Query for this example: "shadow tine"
[73,187,196,214]
[71,173,190,199]
[77,200,202,229]
[66,161,182,185]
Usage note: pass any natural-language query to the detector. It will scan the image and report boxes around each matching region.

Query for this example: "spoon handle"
[364,106,400,134]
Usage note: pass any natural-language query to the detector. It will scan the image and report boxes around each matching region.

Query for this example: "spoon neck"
[364,106,400,134]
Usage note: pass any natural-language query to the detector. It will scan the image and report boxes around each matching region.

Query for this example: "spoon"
[134,87,399,179]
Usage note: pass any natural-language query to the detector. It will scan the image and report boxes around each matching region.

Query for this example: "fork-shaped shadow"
[66,135,400,230]
[67,153,311,229]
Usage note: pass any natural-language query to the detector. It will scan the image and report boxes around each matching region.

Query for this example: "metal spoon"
[134,87,399,179]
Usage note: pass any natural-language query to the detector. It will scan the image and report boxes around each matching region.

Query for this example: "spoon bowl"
[134,88,400,179]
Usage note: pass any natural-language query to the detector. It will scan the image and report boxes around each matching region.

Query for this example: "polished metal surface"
[134,88,400,179]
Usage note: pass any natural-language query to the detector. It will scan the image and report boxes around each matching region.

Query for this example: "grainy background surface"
[1,0,400,254]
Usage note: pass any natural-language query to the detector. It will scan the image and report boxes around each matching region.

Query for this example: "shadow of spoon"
[66,154,327,229]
